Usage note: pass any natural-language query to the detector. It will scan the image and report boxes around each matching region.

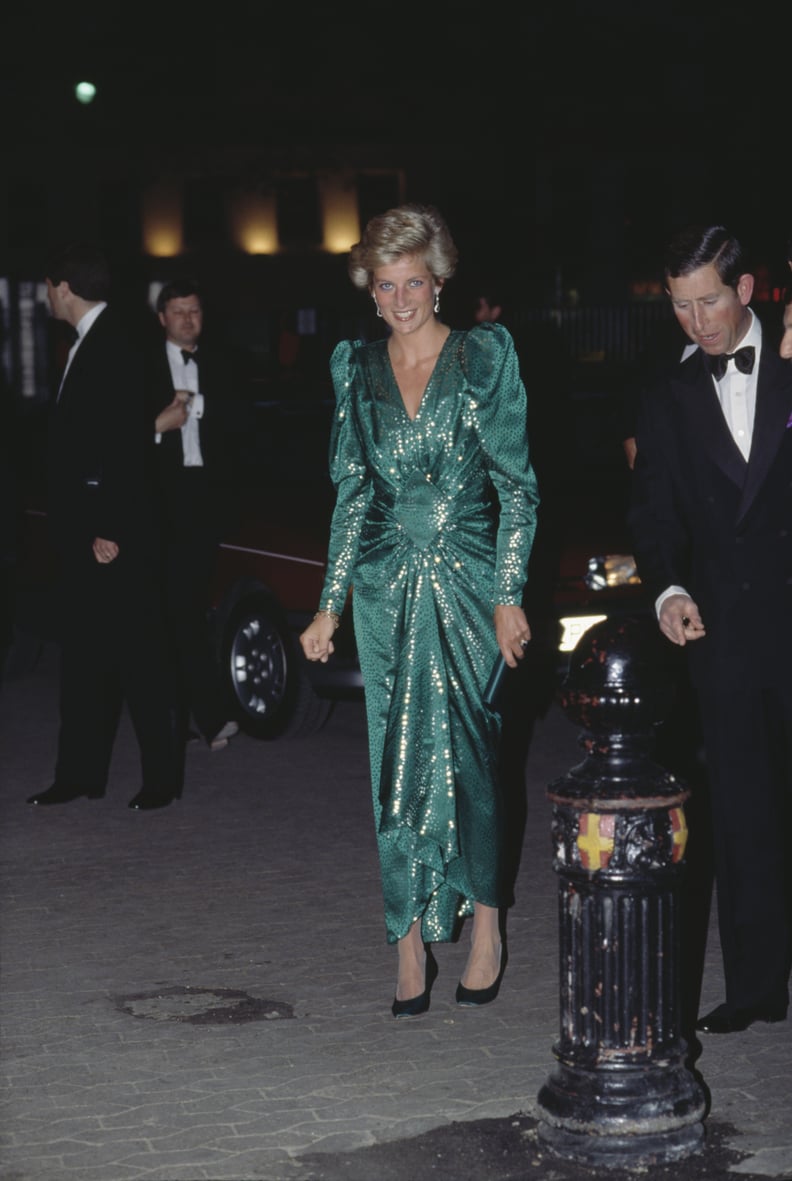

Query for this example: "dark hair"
[45,242,111,302]
[663,225,746,290]
[156,278,202,314]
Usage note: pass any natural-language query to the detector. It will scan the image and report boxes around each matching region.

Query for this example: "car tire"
[219,592,331,740]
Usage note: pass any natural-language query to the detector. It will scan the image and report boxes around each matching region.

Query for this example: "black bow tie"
[707,346,754,381]
[181,349,197,365]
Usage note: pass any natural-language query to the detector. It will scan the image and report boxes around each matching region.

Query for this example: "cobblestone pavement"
[1,643,790,1181]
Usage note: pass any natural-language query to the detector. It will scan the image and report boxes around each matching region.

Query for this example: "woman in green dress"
[300,204,538,1017]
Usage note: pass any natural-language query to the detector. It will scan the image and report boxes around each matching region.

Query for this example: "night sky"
[4,3,782,143]
[2,2,787,282]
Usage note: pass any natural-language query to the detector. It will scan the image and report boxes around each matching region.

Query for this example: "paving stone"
[2,643,790,1180]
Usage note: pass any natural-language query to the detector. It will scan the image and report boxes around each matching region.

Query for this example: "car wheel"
[220,593,331,739]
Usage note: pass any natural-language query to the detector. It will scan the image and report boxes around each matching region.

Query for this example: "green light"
[75,81,97,105]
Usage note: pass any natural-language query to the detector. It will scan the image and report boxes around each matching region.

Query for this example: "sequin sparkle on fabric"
[319,324,539,943]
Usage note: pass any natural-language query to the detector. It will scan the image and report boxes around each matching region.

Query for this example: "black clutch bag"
[483,640,529,712]
[483,653,510,712]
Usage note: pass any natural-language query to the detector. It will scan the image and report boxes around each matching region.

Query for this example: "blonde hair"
[348,203,458,291]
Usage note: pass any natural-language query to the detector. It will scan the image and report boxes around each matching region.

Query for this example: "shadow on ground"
[292,1114,762,1181]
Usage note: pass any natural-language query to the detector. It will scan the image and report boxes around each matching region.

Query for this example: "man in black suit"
[28,244,182,810]
[153,279,245,751]
[629,224,792,1034]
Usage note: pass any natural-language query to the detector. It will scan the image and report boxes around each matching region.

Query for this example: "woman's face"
[371,254,440,338]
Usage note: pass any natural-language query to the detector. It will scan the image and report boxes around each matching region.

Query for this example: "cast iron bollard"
[536,614,706,1169]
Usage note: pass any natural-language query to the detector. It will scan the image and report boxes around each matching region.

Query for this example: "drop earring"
[374,299,383,318]
[433,291,440,314]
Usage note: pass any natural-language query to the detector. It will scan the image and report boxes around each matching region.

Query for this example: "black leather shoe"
[127,789,178,811]
[27,783,105,805]
[456,945,507,1007]
[695,1002,787,1034]
[392,950,438,1018]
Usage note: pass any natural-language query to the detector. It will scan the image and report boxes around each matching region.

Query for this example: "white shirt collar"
[74,301,107,339]
[736,306,762,353]
[166,338,197,362]
[691,306,762,363]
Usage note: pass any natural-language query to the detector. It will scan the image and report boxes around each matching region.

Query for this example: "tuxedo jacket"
[47,306,160,562]
[153,340,249,490]
[629,332,792,693]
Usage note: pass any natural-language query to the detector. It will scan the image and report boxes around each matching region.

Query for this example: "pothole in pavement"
[115,985,294,1024]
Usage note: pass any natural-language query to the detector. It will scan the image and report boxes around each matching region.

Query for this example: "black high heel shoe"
[455,944,506,1007]
[392,949,438,1018]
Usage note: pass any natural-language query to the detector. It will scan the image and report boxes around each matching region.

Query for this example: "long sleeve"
[48,310,157,553]
[318,340,373,615]
[628,381,691,604]
[464,324,540,603]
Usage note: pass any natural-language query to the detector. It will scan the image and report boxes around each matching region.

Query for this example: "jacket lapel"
[673,351,747,488]
[56,307,107,407]
[738,348,792,524]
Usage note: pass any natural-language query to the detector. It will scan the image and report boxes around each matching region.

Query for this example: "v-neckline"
[385,330,452,422]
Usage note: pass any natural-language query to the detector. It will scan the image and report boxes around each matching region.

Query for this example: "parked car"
[206,383,646,740]
[10,381,648,740]
[208,484,362,740]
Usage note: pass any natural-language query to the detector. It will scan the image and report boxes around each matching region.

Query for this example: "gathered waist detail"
[370,472,493,551]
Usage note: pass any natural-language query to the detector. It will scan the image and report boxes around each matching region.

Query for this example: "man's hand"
[92,537,119,564]
[659,593,705,646]
[155,391,190,434]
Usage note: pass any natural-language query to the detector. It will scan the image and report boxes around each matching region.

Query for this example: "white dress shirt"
[165,339,204,467]
[710,308,761,462]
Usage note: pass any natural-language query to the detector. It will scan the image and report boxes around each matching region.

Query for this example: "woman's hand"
[494,604,531,669]
[299,614,338,664]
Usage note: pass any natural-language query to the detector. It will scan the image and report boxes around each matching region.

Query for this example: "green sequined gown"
[320,323,539,944]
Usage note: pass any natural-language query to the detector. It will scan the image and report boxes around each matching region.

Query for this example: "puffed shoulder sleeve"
[464,323,540,604]
[327,340,365,486]
[319,340,372,615]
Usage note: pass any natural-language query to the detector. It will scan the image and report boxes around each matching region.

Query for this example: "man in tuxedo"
[28,244,182,810]
[629,224,792,1034]
[153,279,246,751]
